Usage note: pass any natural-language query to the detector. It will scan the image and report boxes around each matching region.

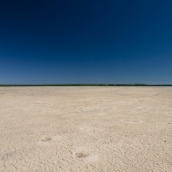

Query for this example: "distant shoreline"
[0,84,172,87]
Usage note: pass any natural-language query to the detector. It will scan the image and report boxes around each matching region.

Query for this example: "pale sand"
[0,87,172,172]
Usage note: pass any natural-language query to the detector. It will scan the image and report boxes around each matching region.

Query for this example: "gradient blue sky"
[0,0,172,84]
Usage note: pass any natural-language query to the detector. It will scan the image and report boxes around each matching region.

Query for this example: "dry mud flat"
[0,86,172,172]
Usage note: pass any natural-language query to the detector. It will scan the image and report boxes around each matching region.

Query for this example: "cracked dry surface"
[0,86,172,172]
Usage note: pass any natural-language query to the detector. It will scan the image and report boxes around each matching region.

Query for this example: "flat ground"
[0,87,172,172]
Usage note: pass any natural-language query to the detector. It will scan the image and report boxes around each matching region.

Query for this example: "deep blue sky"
[0,0,172,84]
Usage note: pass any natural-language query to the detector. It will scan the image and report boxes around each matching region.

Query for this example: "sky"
[0,0,172,84]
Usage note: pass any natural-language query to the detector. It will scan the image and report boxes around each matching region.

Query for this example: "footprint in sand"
[72,147,98,163]
[164,122,171,125]
[41,136,52,142]
[75,152,89,158]
[37,135,62,146]
[76,108,89,113]
[158,122,171,125]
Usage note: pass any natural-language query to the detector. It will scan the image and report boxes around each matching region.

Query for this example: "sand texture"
[0,86,172,172]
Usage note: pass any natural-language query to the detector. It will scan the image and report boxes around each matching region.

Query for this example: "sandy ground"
[0,87,172,172]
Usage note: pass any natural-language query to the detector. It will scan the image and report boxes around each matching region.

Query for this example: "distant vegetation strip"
[0,84,172,86]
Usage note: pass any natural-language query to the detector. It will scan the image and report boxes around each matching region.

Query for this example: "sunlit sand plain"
[0,86,172,172]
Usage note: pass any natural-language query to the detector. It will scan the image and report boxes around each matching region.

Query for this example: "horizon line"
[0,84,172,87]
